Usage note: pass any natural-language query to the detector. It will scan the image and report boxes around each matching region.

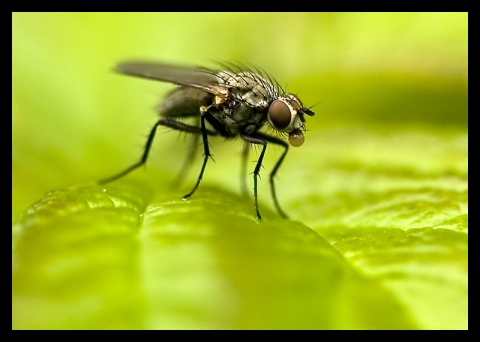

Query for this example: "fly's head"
[267,93,315,147]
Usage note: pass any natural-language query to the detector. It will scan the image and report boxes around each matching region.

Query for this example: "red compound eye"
[268,99,292,130]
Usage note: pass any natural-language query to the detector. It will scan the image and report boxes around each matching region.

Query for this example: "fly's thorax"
[208,98,266,137]
[220,71,277,110]
[267,93,312,147]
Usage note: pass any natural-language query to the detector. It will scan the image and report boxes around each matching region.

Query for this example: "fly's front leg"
[241,133,290,220]
[255,132,289,219]
[241,135,268,220]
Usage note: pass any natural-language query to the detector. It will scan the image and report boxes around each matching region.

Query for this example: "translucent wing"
[115,61,229,98]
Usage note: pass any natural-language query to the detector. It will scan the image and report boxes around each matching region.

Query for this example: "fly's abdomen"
[158,87,214,118]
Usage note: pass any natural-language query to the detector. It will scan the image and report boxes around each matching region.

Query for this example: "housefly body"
[99,61,315,220]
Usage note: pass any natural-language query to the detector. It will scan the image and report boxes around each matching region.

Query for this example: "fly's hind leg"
[99,117,217,185]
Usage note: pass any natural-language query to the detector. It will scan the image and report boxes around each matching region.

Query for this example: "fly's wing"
[115,61,229,99]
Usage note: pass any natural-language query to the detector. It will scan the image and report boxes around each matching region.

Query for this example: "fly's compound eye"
[288,129,305,147]
[268,99,292,130]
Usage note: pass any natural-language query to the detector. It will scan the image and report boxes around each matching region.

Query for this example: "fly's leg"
[182,115,213,200]
[240,142,250,198]
[173,116,201,186]
[241,135,267,220]
[99,117,216,185]
[241,133,289,220]
[258,133,289,219]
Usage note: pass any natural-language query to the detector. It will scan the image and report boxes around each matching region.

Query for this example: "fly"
[99,61,315,220]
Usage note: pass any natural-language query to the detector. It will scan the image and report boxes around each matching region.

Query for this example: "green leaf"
[13,180,415,329]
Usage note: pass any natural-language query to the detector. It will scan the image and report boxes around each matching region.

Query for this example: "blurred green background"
[12,13,468,329]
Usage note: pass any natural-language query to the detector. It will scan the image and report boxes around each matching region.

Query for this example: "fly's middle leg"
[182,115,214,200]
